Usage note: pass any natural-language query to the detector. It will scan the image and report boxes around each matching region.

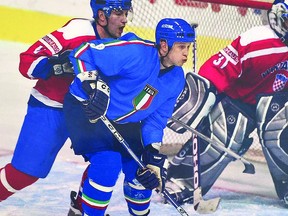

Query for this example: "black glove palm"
[48,50,74,76]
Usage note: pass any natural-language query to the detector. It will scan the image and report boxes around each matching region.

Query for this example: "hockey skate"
[283,193,288,207]
[277,181,288,207]
[271,176,288,207]
[164,178,194,205]
[67,191,82,216]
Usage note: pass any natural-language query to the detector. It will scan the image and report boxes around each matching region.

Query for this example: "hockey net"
[125,0,273,163]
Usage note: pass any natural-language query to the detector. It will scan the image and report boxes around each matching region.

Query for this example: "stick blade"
[194,187,220,214]
[242,162,255,174]
[195,197,221,214]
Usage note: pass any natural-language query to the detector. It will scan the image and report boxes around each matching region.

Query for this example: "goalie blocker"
[166,73,256,204]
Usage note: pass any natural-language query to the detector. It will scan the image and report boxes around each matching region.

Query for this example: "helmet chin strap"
[160,57,169,69]
[281,37,288,46]
[160,47,172,69]
[269,21,288,45]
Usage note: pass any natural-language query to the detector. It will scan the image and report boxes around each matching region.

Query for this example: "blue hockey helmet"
[155,18,196,48]
[268,0,288,42]
[90,0,133,18]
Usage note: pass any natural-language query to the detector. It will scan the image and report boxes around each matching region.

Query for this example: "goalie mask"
[90,0,133,19]
[268,0,288,43]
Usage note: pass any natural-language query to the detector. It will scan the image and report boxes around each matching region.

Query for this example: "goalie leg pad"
[199,97,255,191]
[167,72,216,133]
[256,92,288,199]
[200,96,255,164]
[166,96,256,201]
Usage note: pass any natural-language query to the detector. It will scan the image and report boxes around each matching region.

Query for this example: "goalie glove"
[48,50,74,76]
[136,144,169,193]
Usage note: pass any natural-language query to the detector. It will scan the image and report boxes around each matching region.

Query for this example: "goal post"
[184,0,273,9]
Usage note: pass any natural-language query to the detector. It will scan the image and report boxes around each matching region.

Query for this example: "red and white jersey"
[19,18,97,108]
[199,25,288,105]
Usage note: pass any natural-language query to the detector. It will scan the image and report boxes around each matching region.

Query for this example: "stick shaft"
[100,116,190,216]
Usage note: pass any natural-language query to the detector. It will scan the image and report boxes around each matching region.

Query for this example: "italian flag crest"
[133,84,158,110]
[115,84,158,122]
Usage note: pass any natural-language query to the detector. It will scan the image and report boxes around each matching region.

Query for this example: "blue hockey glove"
[48,50,74,76]
[136,144,169,192]
[82,79,110,123]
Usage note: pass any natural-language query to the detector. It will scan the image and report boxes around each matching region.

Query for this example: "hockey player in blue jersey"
[63,18,195,215]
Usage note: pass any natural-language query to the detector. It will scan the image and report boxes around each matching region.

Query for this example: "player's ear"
[97,10,107,25]
[159,40,169,56]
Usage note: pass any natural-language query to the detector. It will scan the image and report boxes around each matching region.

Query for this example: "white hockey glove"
[136,143,169,192]
[48,50,74,76]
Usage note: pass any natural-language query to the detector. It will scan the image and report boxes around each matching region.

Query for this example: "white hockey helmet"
[268,0,288,42]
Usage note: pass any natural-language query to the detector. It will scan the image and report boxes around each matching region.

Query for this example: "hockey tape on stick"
[100,116,190,216]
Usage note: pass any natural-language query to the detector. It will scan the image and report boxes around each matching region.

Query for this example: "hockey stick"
[191,133,221,213]
[189,26,220,214]
[168,126,220,214]
[100,115,190,216]
[171,117,255,174]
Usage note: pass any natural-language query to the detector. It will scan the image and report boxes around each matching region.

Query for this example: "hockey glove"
[82,79,110,123]
[136,144,169,192]
[48,50,74,76]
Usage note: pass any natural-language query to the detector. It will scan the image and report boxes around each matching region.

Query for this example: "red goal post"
[179,0,273,9]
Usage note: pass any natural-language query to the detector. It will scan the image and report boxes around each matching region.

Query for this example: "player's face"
[106,9,130,38]
[168,42,191,67]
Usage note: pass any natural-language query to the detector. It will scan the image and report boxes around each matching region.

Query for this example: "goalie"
[166,0,288,206]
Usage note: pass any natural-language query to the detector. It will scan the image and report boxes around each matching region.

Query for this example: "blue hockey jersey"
[69,33,185,146]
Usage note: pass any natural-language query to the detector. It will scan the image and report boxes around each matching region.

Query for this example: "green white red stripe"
[73,39,154,73]
[81,193,109,210]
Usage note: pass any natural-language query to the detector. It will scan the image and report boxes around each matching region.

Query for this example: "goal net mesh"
[125,0,269,162]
